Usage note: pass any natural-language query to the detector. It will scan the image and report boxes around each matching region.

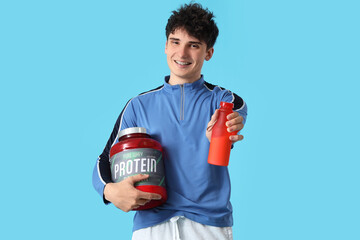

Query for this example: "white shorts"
[132,216,233,240]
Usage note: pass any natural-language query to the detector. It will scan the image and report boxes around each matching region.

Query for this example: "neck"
[168,74,202,85]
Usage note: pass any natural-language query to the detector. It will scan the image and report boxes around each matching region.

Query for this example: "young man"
[92,3,247,240]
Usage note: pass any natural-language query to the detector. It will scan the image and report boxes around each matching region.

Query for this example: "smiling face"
[165,28,214,85]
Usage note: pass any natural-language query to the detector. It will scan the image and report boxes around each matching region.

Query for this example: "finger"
[226,111,239,120]
[229,134,244,142]
[136,190,162,201]
[137,198,151,206]
[226,116,243,128]
[126,174,149,184]
[227,123,244,133]
[208,109,219,127]
[207,109,219,132]
[132,205,140,210]
[227,112,243,121]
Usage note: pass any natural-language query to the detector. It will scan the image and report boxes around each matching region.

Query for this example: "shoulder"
[120,84,165,122]
[203,81,245,111]
[129,84,165,103]
[138,85,164,97]
[203,81,224,92]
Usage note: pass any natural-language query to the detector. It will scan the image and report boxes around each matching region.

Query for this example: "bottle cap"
[118,127,147,139]
[220,101,234,110]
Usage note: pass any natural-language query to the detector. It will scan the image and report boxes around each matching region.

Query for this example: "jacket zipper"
[180,84,184,121]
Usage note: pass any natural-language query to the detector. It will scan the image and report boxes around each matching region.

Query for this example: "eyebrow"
[169,38,203,45]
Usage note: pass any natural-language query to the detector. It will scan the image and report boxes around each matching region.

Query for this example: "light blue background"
[1,0,359,239]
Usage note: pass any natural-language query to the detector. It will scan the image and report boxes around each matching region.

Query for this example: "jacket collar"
[163,75,205,92]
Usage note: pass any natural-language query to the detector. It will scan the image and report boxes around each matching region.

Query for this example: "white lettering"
[141,158,147,172]
[126,160,132,174]
[151,158,156,172]
[113,155,159,180]
[119,162,125,177]
[114,164,119,179]
[147,158,150,172]
[134,158,140,173]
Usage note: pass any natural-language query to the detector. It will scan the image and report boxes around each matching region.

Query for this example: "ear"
[205,47,214,61]
[165,41,168,54]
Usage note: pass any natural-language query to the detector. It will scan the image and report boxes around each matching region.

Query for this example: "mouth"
[174,60,192,66]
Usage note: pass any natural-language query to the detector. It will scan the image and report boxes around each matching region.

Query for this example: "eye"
[191,44,200,49]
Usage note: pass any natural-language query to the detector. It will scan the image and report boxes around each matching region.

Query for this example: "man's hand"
[206,109,244,142]
[104,174,162,212]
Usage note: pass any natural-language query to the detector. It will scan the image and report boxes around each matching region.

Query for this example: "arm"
[92,99,161,211]
[92,113,121,204]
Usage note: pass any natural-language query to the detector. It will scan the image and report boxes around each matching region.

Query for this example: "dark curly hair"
[165,3,219,50]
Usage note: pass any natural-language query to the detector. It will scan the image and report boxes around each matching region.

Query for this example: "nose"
[177,45,188,58]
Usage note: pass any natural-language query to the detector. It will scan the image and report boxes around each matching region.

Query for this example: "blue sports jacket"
[92,75,247,231]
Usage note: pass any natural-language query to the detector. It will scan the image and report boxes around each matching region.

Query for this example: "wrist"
[104,183,113,201]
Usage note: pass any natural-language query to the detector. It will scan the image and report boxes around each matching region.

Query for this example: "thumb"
[127,174,149,185]
[207,109,219,131]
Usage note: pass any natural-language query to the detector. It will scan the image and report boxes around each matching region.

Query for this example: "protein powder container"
[109,127,167,210]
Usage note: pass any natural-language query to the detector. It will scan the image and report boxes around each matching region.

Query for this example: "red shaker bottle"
[207,102,237,166]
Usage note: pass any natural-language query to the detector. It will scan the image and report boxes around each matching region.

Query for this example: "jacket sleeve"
[92,99,137,204]
[221,90,247,124]
[220,90,247,149]
[232,92,247,125]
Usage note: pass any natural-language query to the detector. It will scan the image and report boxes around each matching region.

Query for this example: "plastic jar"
[109,127,167,210]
